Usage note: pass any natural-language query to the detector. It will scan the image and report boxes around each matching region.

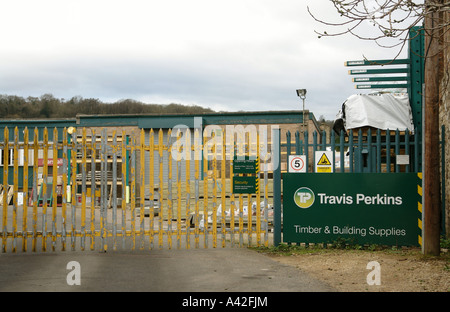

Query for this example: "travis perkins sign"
[283,173,421,246]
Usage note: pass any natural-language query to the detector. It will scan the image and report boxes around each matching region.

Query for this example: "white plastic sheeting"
[343,93,414,132]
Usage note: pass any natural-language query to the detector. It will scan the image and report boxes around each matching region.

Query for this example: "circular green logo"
[294,187,315,208]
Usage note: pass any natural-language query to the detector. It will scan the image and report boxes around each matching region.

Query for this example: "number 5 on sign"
[288,155,306,173]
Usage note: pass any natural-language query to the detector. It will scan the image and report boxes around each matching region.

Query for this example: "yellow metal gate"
[0,126,273,252]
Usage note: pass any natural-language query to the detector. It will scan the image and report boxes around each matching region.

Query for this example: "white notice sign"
[315,151,333,173]
[288,155,306,173]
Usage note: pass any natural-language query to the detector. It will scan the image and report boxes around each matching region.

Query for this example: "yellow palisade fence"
[0,127,272,252]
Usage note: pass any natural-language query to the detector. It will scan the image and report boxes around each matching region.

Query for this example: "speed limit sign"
[288,155,306,173]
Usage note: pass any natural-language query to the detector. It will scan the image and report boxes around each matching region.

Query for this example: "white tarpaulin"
[343,93,414,132]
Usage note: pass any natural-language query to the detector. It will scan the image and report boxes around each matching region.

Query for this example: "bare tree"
[308,0,449,256]
[308,0,449,58]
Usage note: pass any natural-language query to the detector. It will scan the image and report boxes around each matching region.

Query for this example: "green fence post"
[368,128,373,173]
[408,26,424,150]
[313,131,318,169]
[414,128,420,172]
[295,131,301,155]
[304,130,309,172]
[405,130,411,173]
[321,130,326,151]
[376,129,382,172]
[349,131,354,173]
[272,128,281,247]
[386,130,391,173]
[395,130,400,173]
[330,130,336,172]
[357,129,363,173]
[286,131,291,157]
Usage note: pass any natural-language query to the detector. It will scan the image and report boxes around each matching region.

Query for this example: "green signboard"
[283,173,421,246]
[232,156,259,194]
[233,176,258,194]
[233,158,257,174]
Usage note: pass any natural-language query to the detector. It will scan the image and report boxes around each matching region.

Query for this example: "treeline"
[0,94,215,118]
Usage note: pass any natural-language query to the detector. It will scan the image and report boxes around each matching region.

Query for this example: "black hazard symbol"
[317,153,331,166]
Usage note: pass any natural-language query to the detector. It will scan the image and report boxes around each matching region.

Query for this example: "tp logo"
[294,187,315,208]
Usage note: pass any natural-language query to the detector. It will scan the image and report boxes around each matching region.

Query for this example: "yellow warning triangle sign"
[317,153,331,165]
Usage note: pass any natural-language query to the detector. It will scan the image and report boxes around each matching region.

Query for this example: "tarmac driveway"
[0,247,335,292]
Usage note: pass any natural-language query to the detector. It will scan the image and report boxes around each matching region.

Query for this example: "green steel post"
[313,131,318,168]
[408,27,425,133]
[286,131,291,157]
[414,128,419,172]
[304,131,309,172]
[368,128,372,173]
[357,129,363,173]
[349,131,354,173]
[330,130,336,172]
[386,130,391,173]
[321,130,326,151]
[376,129,382,173]
[395,130,400,173]
[272,128,281,246]
[295,131,301,155]
[408,26,424,172]
[405,130,410,173]
[340,130,345,173]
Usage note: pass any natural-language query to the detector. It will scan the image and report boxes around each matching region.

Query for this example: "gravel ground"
[260,247,450,292]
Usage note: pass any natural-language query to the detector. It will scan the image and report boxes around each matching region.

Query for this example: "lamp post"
[296,89,307,134]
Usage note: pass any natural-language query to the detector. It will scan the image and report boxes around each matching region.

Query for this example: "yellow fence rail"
[0,127,273,252]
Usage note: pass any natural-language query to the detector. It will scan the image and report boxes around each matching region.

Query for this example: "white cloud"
[0,0,410,120]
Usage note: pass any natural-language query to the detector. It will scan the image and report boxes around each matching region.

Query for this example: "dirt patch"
[265,248,450,292]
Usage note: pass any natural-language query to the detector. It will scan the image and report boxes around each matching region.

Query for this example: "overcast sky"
[0,0,410,120]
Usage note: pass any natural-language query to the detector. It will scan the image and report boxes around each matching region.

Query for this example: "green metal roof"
[0,110,318,141]
[0,119,76,141]
[77,110,313,129]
